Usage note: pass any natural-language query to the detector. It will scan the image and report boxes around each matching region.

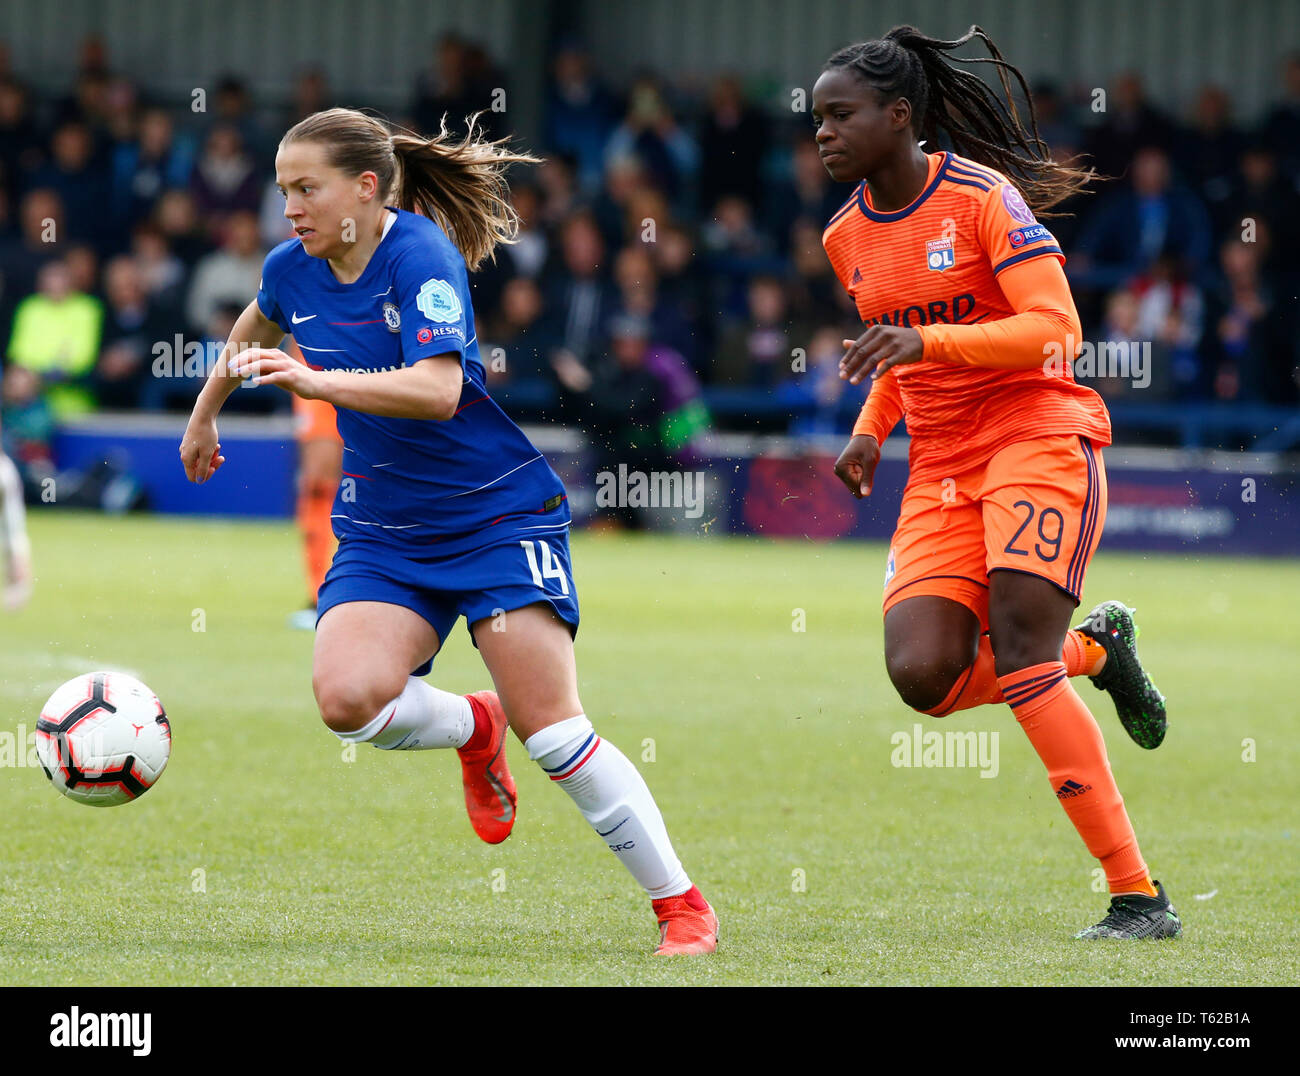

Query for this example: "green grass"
[1,511,1296,985]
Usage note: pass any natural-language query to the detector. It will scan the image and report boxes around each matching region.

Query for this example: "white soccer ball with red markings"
[35,672,171,806]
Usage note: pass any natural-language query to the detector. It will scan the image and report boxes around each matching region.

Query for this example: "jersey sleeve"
[255,246,292,333]
[978,181,1064,277]
[851,369,905,445]
[393,242,472,369]
[917,251,1082,370]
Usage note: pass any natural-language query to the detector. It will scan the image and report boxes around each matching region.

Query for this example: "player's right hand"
[179,416,225,484]
[833,434,880,499]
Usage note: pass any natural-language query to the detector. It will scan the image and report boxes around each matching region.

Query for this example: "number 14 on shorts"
[521,539,570,595]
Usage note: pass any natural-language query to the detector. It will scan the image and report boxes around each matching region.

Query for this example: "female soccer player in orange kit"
[814,25,1179,939]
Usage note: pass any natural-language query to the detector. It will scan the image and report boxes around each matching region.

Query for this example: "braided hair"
[824,25,1094,217]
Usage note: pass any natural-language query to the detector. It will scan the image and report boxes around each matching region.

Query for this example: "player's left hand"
[228,348,323,399]
[839,326,924,384]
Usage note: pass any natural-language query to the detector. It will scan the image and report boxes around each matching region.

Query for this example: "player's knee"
[885,647,970,714]
[990,635,1060,679]
[313,672,405,734]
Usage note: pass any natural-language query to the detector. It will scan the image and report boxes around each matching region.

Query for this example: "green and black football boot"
[1074,600,1167,749]
[1075,880,1182,940]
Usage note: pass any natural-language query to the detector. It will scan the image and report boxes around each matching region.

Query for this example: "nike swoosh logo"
[596,816,629,837]
[291,312,316,324]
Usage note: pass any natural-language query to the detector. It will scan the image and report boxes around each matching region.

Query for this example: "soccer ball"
[35,671,171,806]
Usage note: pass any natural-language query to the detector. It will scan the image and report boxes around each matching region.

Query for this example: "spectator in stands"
[112,106,194,232]
[1081,71,1177,180]
[0,77,44,187]
[1083,286,1161,400]
[64,242,99,298]
[464,181,549,325]
[534,152,580,229]
[787,216,844,325]
[544,42,617,195]
[153,189,210,270]
[0,188,63,321]
[411,33,504,138]
[651,221,710,371]
[4,257,102,419]
[542,210,617,404]
[764,138,854,250]
[205,75,272,169]
[188,123,262,238]
[481,276,554,388]
[702,193,771,261]
[140,299,257,413]
[776,326,863,435]
[591,152,654,249]
[1229,142,1300,280]
[101,76,140,151]
[712,274,801,390]
[611,242,695,370]
[52,66,112,142]
[698,74,770,214]
[1029,82,1081,156]
[93,254,174,409]
[284,66,333,129]
[1130,253,1203,399]
[184,209,262,337]
[604,76,698,207]
[583,312,710,527]
[1178,85,1244,230]
[28,120,111,250]
[0,362,54,490]
[1204,238,1297,403]
[1261,52,1300,176]
[128,220,187,313]
[1070,145,1212,292]
[503,182,548,278]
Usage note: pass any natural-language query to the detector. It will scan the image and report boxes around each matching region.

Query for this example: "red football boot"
[458,691,516,844]
[651,885,719,955]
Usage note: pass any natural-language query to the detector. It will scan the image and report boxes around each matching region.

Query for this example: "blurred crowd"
[1,32,1298,480]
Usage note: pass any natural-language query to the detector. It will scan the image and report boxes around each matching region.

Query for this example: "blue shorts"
[316,521,580,677]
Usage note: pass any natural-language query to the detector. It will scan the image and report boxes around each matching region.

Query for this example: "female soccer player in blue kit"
[178,108,717,955]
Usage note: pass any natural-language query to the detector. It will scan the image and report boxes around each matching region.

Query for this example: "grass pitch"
[1,511,1296,985]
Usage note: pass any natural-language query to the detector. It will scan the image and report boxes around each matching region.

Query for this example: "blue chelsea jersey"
[256,208,568,549]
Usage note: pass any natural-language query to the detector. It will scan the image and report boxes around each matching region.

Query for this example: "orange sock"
[1063,629,1107,677]
[998,661,1154,895]
[923,630,1107,717]
[297,479,337,605]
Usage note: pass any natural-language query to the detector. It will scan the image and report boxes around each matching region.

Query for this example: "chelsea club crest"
[383,302,401,331]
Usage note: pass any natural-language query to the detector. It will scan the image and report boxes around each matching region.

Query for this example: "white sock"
[525,715,691,900]
[333,677,474,750]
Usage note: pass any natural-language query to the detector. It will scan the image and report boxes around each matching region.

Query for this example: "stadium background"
[1,0,1299,994]
[0,0,1297,543]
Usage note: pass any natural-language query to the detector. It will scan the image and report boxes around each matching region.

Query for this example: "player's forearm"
[917,306,1082,371]
[193,301,284,420]
[851,371,905,444]
[313,365,459,421]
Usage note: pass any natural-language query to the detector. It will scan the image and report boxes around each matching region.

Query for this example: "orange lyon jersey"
[822,150,1110,484]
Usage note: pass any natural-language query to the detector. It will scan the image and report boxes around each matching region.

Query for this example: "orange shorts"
[882,435,1107,629]
[293,394,342,444]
